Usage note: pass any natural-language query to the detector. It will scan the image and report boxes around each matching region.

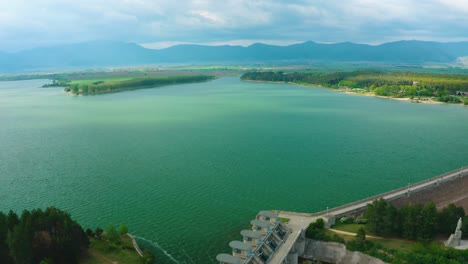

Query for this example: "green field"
[329,225,419,253]
[69,76,135,85]
[332,223,366,233]
[80,236,141,264]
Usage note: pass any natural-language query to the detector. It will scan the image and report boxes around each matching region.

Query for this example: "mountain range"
[1,40,468,72]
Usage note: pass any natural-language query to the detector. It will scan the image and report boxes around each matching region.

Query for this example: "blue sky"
[1,0,468,51]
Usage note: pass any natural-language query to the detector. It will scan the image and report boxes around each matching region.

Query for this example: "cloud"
[0,0,467,51]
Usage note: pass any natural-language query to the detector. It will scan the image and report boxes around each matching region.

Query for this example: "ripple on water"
[0,78,467,263]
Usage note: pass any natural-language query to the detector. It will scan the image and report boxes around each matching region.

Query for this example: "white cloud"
[0,0,467,51]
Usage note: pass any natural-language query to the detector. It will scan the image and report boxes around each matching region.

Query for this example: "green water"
[0,77,467,263]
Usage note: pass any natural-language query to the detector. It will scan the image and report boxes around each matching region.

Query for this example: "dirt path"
[328,228,383,239]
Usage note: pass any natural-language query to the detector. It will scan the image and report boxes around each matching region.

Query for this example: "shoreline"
[243,79,466,106]
[126,233,144,257]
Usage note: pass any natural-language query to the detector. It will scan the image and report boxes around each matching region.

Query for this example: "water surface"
[0,77,467,263]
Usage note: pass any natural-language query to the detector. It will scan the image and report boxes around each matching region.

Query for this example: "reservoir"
[0,77,467,263]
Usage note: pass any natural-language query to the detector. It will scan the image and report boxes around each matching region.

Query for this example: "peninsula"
[43,73,215,95]
[241,70,468,105]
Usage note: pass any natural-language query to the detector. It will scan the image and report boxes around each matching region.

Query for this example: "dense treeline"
[241,71,468,103]
[63,75,214,95]
[42,79,70,88]
[345,226,468,264]
[0,207,89,264]
[365,199,466,240]
[305,200,468,264]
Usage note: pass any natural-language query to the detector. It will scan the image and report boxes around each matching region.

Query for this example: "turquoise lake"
[0,77,467,263]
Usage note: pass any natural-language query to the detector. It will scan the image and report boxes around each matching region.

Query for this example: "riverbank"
[81,236,143,264]
[341,89,447,105]
[241,70,468,106]
[244,79,460,106]
[296,81,462,106]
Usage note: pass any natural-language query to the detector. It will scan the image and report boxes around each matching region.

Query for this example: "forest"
[44,75,215,95]
[0,207,89,264]
[241,70,468,104]
[305,201,468,263]
[365,199,467,240]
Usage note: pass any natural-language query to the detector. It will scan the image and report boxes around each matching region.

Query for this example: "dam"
[217,166,468,264]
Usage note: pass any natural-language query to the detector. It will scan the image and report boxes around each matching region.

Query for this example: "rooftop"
[241,230,262,238]
[216,253,242,264]
[258,211,277,218]
[229,240,251,251]
[250,220,270,228]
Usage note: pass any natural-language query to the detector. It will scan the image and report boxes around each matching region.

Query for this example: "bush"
[340,217,354,224]
[355,218,367,224]
[141,251,156,264]
[118,224,128,235]
[306,219,326,240]
[94,228,103,239]
[85,228,94,237]
[105,225,120,243]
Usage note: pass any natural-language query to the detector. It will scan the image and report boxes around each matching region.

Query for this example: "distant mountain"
[1,40,468,72]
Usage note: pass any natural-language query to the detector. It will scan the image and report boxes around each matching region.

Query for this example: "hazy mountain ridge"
[1,40,468,72]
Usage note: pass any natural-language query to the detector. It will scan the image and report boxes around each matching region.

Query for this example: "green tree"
[141,251,156,264]
[105,225,120,243]
[419,203,438,240]
[439,204,465,235]
[94,227,104,239]
[118,224,128,235]
[0,212,13,264]
[462,216,468,239]
[305,218,326,240]
[366,198,396,235]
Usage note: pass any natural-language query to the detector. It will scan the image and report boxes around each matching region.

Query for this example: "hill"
[1,40,468,72]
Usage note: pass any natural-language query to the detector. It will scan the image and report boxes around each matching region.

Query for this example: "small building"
[229,240,251,260]
[250,220,271,235]
[216,253,242,264]
[241,230,262,248]
[256,211,278,225]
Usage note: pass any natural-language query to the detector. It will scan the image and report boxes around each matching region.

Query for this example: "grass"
[323,229,354,241]
[70,76,134,85]
[332,223,367,233]
[80,236,141,264]
[278,217,290,223]
[327,225,419,253]
[368,237,419,253]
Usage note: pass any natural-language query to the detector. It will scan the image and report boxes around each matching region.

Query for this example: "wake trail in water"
[133,235,182,263]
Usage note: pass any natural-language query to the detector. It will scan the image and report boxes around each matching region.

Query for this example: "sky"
[1,0,468,52]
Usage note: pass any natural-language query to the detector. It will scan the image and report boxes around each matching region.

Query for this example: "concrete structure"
[217,211,291,264]
[230,241,252,260]
[251,220,272,235]
[302,239,386,264]
[446,218,463,247]
[242,230,262,248]
[217,166,467,264]
[257,211,278,225]
[217,253,242,264]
